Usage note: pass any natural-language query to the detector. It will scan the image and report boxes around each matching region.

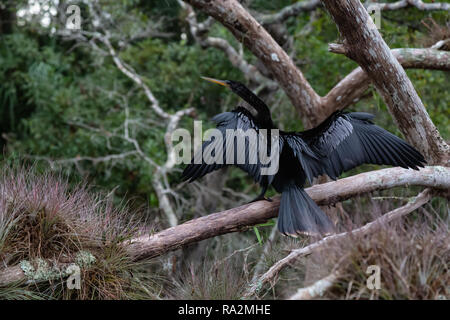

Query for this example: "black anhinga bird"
[182,77,426,236]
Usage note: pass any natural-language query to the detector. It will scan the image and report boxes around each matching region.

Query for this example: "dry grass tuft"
[169,257,248,300]
[0,164,161,299]
[304,199,449,300]
[421,18,450,50]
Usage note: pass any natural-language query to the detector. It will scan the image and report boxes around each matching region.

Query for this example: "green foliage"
[252,220,276,245]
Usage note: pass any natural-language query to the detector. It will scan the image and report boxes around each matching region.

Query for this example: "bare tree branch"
[0,166,450,290]
[53,2,196,228]
[0,262,72,287]
[258,0,321,25]
[184,0,450,135]
[322,48,450,114]
[100,35,170,120]
[320,0,449,164]
[203,36,277,88]
[250,225,278,284]
[431,39,450,50]
[28,151,139,168]
[127,166,449,261]
[245,188,433,298]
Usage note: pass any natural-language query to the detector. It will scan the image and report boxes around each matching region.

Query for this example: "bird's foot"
[248,196,273,204]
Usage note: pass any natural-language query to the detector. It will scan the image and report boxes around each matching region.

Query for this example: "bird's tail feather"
[278,185,334,236]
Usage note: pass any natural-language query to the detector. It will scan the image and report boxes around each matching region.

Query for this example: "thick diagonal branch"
[184,0,324,127]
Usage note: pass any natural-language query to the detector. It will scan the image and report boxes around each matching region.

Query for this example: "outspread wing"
[281,134,324,184]
[182,107,279,183]
[296,111,426,180]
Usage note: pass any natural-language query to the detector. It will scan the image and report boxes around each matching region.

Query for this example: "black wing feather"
[296,111,426,179]
[182,107,274,183]
[282,134,323,184]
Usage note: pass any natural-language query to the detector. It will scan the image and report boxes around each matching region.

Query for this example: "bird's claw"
[248,196,272,204]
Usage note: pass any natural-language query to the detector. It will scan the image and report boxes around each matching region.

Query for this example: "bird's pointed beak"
[201,76,229,87]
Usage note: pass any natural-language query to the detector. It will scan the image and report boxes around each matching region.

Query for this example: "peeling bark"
[320,0,449,164]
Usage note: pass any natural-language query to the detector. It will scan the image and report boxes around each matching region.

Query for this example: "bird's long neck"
[233,85,274,128]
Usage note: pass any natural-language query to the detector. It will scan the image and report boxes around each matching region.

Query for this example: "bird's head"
[201,76,244,94]
[201,76,264,109]
[201,76,273,127]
